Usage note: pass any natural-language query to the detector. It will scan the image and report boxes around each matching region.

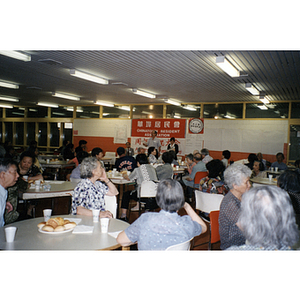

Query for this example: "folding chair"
[138,180,158,216]
[104,195,117,218]
[165,238,193,251]
[193,171,208,188]
[209,210,220,250]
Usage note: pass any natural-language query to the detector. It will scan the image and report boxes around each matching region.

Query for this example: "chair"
[194,190,223,217]
[104,195,117,218]
[104,152,116,165]
[165,238,193,251]
[209,210,220,250]
[193,190,224,249]
[193,171,208,188]
[138,180,158,216]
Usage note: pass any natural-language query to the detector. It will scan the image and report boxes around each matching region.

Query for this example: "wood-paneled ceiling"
[0,50,300,108]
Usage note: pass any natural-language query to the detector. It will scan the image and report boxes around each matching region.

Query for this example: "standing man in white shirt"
[0,158,19,227]
[143,130,161,157]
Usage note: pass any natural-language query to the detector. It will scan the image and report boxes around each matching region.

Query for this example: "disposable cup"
[23,175,28,181]
[46,159,50,164]
[275,167,278,172]
[43,209,52,222]
[5,227,17,243]
[270,167,274,171]
[92,209,100,222]
[176,165,179,170]
[100,218,110,233]
[268,174,272,180]
[171,163,174,168]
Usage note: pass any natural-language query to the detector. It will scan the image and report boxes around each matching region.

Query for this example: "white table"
[250,177,277,186]
[40,160,75,180]
[0,215,130,250]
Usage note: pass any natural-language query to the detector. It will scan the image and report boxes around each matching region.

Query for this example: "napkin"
[108,231,122,239]
[72,225,94,234]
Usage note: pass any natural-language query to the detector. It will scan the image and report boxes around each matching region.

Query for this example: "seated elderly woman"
[148,146,158,164]
[277,170,300,227]
[155,151,173,180]
[227,186,299,250]
[219,163,252,250]
[117,179,207,250]
[250,160,267,179]
[71,157,118,218]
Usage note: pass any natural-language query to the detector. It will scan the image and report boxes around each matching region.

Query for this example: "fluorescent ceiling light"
[174,113,181,119]
[115,105,130,111]
[0,80,19,89]
[165,99,181,106]
[0,50,31,62]
[245,83,260,95]
[132,89,156,99]
[0,103,13,108]
[52,92,80,101]
[94,101,114,107]
[216,56,240,77]
[182,105,197,111]
[102,113,109,116]
[257,105,268,110]
[0,96,19,102]
[70,69,109,85]
[259,95,270,104]
[142,111,152,114]
[37,102,59,108]
[224,114,236,119]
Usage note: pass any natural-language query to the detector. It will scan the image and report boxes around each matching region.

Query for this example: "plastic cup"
[46,159,50,164]
[270,167,274,171]
[23,175,28,181]
[171,163,174,168]
[43,209,52,222]
[5,227,17,243]
[100,218,110,233]
[275,167,278,172]
[176,165,179,170]
[92,209,100,222]
[268,174,272,180]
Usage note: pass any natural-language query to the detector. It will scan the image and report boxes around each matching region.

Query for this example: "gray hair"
[239,186,299,248]
[80,157,100,178]
[200,148,209,156]
[224,163,252,190]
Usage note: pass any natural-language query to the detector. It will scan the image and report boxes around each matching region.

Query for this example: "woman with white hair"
[219,163,252,250]
[71,157,118,217]
[227,186,299,250]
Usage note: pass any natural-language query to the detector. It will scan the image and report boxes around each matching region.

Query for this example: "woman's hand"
[100,210,113,218]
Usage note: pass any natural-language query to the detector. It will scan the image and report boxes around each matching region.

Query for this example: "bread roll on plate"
[54,225,65,232]
[42,225,54,232]
[46,219,58,229]
[54,217,64,226]
[37,221,46,229]
[63,222,77,230]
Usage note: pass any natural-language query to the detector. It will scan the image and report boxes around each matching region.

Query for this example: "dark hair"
[79,140,87,146]
[19,151,35,163]
[194,153,202,162]
[0,158,18,173]
[148,147,156,156]
[294,160,300,168]
[29,140,37,147]
[91,147,103,157]
[162,151,173,164]
[170,137,175,142]
[117,147,125,156]
[222,150,231,160]
[156,179,185,212]
[277,170,300,193]
[276,152,285,159]
[206,159,225,178]
[186,153,194,161]
[248,153,258,163]
[136,154,148,165]
[77,151,89,164]
[253,160,265,171]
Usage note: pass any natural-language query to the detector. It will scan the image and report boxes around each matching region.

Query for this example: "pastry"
[37,222,46,229]
[63,222,77,230]
[54,225,65,232]
[42,225,54,232]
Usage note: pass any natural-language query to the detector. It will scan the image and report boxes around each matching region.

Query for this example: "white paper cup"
[92,209,100,222]
[176,165,179,170]
[46,159,50,163]
[268,174,273,180]
[5,227,17,243]
[23,175,28,181]
[171,163,174,168]
[270,167,274,171]
[43,209,52,222]
[275,167,278,172]
[100,218,110,233]
[35,180,41,187]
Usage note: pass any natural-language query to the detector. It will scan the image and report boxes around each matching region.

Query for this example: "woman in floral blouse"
[71,157,118,218]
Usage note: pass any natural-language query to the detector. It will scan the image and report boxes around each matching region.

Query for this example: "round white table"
[0,215,130,250]
[250,177,277,186]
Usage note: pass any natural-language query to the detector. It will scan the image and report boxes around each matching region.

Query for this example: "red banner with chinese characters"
[131,119,186,138]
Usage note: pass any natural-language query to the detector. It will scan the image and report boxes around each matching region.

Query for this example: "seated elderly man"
[200,148,213,164]
[271,152,288,171]
[183,153,207,201]
[71,157,118,218]
[156,151,173,180]
[228,185,299,250]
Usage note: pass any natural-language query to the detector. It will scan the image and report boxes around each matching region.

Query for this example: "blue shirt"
[270,161,288,171]
[70,164,81,179]
[125,209,202,250]
[183,160,207,188]
[115,156,137,172]
[0,184,8,227]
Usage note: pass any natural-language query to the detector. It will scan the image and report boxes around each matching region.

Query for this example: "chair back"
[194,171,208,185]
[195,190,223,214]
[165,238,192,251]
[209,210,220,244]
[104,195,117,218]
[70,177,81,183]
[105,152,116,165]
[140,181,158,198]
